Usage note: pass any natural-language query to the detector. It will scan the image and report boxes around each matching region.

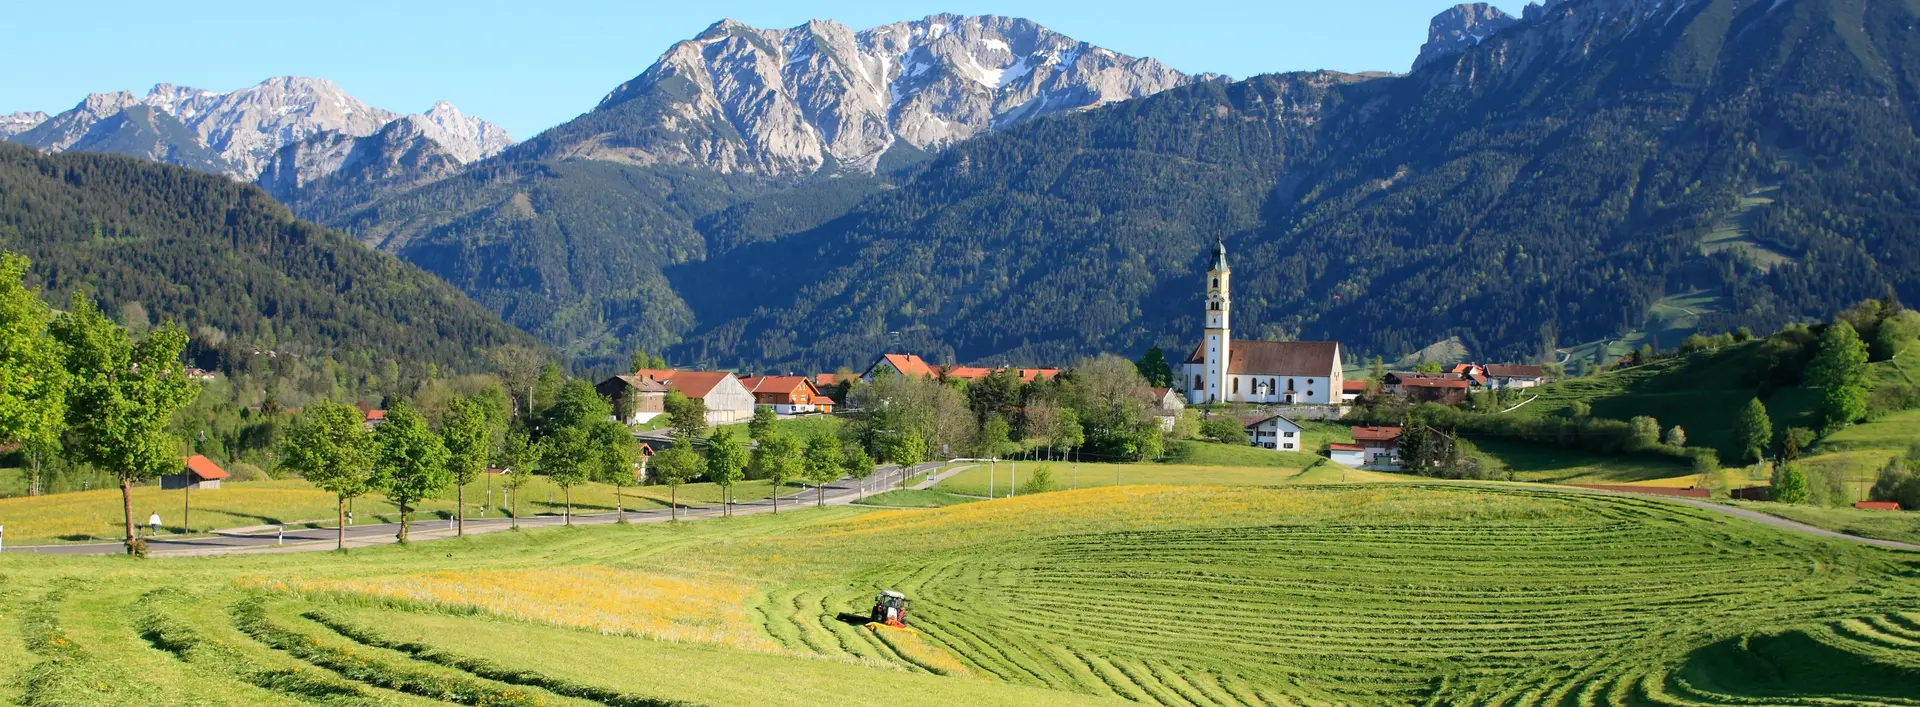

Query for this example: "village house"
[1341,379,1370,403]
[1328,443,1367,467]
[739,375,833,414]
[1244,415,1305,452]
[1149,387,1185,431]
[1383,372,1471,405]
[1485,364,1549,389]
[161,455,228,490]
[594,375,671,425]
[860,354,1061,385]
[362,409,386,429]
[1351,426,1403,468]
[627,369,757,424]
[1181,240,1344,405]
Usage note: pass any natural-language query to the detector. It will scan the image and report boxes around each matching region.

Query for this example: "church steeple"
[1200,238,1232,404]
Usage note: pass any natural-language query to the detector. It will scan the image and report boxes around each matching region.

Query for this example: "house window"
[1284,431,1295,438]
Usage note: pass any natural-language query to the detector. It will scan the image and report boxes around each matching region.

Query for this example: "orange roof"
[632,369,737,399]
[1328,443,1365,452]
[1342,380,1370,392]
[739,375,819,396]
[182,455,228,481]
[945,366,996,380]
[1018,368,1061,383]
[364,409,386,422]
[1351,426,1403,443]
[1855,501,1902,511]
[867,354,934,378]
[815,373,845,386]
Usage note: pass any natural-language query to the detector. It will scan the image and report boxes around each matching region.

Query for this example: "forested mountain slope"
[672,0,1920,370]
[0,144,537,375]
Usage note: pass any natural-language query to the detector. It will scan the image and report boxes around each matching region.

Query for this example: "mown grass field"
[935,460,1405,496]
[853,488,981,508]
[3,484,1918,706]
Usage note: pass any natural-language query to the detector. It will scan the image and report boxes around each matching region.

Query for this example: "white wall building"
[1245,415,1305,452]
[1181,240,1343,406]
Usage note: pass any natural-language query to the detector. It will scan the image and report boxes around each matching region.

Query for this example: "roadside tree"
[283,401,375,550]
[589,418,638,522]
[803,433,844,507]
[372,404,451,543]
[653,442,703,521]
[439,395,493,536]
[540,424,594,526]
[706,427,748,515]
[0,252,68,448]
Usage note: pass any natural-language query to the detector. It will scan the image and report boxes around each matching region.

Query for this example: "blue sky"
[4,1,1528,139]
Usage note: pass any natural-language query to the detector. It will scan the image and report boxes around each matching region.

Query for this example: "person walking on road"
[147,511,162,537]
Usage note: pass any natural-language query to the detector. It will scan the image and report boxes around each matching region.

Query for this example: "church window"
[1308,379,1316,386]
[1194,374,1203,390]
[1211,277,1217,289]
[1269,377,1277,394]
[1307,390,1314,397]
[1287,378,1296,391]
[1232,378,1240,394]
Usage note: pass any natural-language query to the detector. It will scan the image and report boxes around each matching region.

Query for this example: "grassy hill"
[4,485,1917,705]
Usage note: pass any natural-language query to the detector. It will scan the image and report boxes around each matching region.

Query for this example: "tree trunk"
[511,493,520,530]
[457,484,466,537]
[120,476,135,553]
[565,487,573,526]
[184,485,192,536]
[398,502,411,544]
[772,484,780,514]
[336,496,346,551]
[616,485,625,523]
[670,486,678,521]
[817,482,825,507]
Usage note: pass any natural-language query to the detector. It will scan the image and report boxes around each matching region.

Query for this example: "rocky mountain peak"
[579,14,1214,175]
[0,111,50,140]
[1413,3,1520,71]
[7,77,512,183]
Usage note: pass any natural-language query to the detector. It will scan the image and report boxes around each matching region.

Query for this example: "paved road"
[1518,483,1920,552]
[10,463,943,557]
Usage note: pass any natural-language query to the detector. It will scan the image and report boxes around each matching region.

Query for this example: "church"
[1182,240,1344,405]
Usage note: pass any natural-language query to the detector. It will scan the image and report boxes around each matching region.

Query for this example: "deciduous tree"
[748,404,777,442]
[283,401,374,550]
[803,433,843,506]
[665,389,708,441]
[1770,462,1809,504]
[589,418,637,522]
[439,395,493,536]
[706,427,748,515]
[540,424,593,526]
[842,446,876,498]
[0,252,68,448]
[1737,398,1773,464]
[371,404,450,543]
[652,442,702,521]
[752,431,803,513]
[50,292,197,553]
[1807,320,1870,431]
[1134,347,1174,387]
[499,429,534,529]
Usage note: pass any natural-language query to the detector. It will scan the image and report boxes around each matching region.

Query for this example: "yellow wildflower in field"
[288,566,775,651]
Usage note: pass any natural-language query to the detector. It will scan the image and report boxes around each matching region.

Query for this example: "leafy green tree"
[50,292,197,553]
[1414,361,1443,373]
[976,415,1014,458]
[531,362,567,416]
[748,405,777,441]
[706,427,748,516]
[1055,409,1084,460]
[1200,417,1248,445]
[884,430,925,490]
[652,442,703,521]
[1770,463,1809,504]
[752,431,803,513]
[665,389,708,441]
[282,401,374,550]
[498,429,535,529]
[371,404,451,543]
[439,395,493,536]
[803,433,843,507]
[1134,347,1174,387]
[1664,425,1687,448]
[966,368,1023,424]
[588,419,637,522]
[629,350,668,371]
[1780,427,1816,463]
[1870,456,1920,509]
[1807,321,1870,431]
[1629,416,1661,450]
[0,252,68,448]
[540,424,594,526]
[842,445,876,498]
[541,378,612,438]
[1737,398,1773,464]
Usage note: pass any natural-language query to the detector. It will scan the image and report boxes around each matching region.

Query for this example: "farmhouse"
[1328,443,1367,467]
[1351,426,1403,468]
[1485,364,1548,389]
[595,375,671,425]
[161,455,228,490]
[628,369,757,424]
[860,353,1062,385]
[1182,240,1343,405]
[1244,415,1304,451]
[739,375,833,414]
[1150,387,1185,430]
[1383,372,1470,405]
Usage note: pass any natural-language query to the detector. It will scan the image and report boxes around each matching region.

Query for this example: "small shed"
[161,455,229,490]
[1329,443,1367,468]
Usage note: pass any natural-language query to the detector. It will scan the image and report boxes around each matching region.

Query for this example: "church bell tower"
[1203,239,1231,403]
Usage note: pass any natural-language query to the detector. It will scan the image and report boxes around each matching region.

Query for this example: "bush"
[1871,458,1920,509]
[1199,418,1248,445]
[1866,383,1920,420]
[1770,463,1809,504]
[1019,465,1055,495]
[226,462,268,482]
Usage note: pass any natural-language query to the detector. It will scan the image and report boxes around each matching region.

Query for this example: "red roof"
[364,409,386,422]
[1183,340,1339,376]
[816,373,845,386]
[1855,501,1902,511]
[1342,380,1370,392]
[1328,443,1365,452]
[1351,426,1403,443]
[182,455,228,481]
[1397,377,1470,389]
[1018,368,1061,382]
[632,369,738,400]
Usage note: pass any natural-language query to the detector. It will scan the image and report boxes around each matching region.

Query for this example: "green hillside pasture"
[1471,438,1697,485]
[1728,501,1920,546]
[3,485,1919,705]
[1502,343,1821,459]
[932,461,1405,496]
[1700,186,1793,270]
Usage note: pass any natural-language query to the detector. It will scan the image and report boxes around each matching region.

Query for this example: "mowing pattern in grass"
[726,487,1920,705]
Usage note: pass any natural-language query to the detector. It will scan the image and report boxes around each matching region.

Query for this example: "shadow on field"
[834,612,875,627]
[1677,628,1920,701]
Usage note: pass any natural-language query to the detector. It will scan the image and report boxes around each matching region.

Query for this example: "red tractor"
[870,590,911,628]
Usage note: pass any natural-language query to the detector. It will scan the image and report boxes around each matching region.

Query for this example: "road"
[9,463,944,558]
